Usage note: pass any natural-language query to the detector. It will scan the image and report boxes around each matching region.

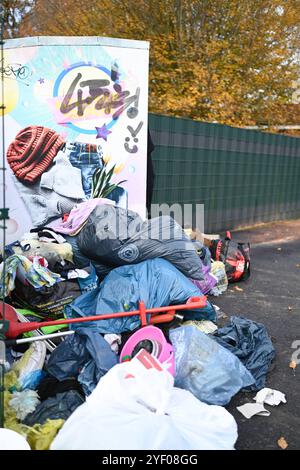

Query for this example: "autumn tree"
[1,0,33,38]
[6,0,300,127]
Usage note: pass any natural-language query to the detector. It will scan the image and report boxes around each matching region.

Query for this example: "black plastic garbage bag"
[77,204,204,280]
[24,390,84,426]
[212,316,275,391]
[64,234,112,280]
[46,328,118,395]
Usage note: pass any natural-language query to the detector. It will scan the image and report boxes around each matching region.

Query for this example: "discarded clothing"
[37,376,84,401]
[9,238,74,268]
[47,260,77,277]
[65,259,216,335]
[212,316,275,391]
[51,354,238,450]
[49,198,115,235]
[46,328,118,395]
[0,254,61,297]
[24,390,84,426]
[77,204,205,280]
[30,226,67,244]
[169,325,255,405]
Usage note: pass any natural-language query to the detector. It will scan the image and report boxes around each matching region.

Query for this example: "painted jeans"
[66,142,104,198]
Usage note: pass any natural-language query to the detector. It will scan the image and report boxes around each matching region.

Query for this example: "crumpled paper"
[254,388,286,406]
[237,387,286,419]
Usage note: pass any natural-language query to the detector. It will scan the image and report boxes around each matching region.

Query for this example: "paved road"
[212,221,300,450]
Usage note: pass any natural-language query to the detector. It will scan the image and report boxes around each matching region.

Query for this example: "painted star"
[38,78,45,84]
[95,124,112,141]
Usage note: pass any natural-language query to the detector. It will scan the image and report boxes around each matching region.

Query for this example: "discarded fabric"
[0,254,61,297]
[49,198,115,235]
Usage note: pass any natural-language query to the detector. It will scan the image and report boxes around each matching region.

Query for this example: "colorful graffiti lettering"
[0,59,31,82]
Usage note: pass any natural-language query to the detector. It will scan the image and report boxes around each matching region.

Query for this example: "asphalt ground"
[211,220,300,450]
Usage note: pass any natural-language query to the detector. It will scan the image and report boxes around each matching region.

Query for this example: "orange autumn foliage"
[4,0,300,128]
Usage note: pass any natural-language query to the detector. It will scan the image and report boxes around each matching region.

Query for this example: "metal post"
[0,3,9,429]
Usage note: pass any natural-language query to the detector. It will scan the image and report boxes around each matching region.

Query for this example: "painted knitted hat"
[7,126,65,184]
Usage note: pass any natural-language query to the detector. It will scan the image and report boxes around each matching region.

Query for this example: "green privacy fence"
[148,113,300,233]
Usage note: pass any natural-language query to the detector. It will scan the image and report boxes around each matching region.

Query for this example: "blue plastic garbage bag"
[169,325,255,405]
[77,264,99,293]
[65,259,216,335]
[46,328,118,395]
[212,316,275,391]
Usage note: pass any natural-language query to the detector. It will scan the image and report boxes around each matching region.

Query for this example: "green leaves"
[91,164,127,199]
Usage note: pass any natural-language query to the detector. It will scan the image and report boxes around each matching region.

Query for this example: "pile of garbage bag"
[0,200,275,450]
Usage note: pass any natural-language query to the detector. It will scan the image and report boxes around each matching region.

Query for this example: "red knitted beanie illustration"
[7,126,65,183]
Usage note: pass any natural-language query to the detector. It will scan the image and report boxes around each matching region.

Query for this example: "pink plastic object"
[120,325,175,376]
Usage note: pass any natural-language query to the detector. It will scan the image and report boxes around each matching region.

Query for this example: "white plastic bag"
[51,351,238,450]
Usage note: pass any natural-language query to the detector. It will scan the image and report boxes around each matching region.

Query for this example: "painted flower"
[114,163,125,174]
